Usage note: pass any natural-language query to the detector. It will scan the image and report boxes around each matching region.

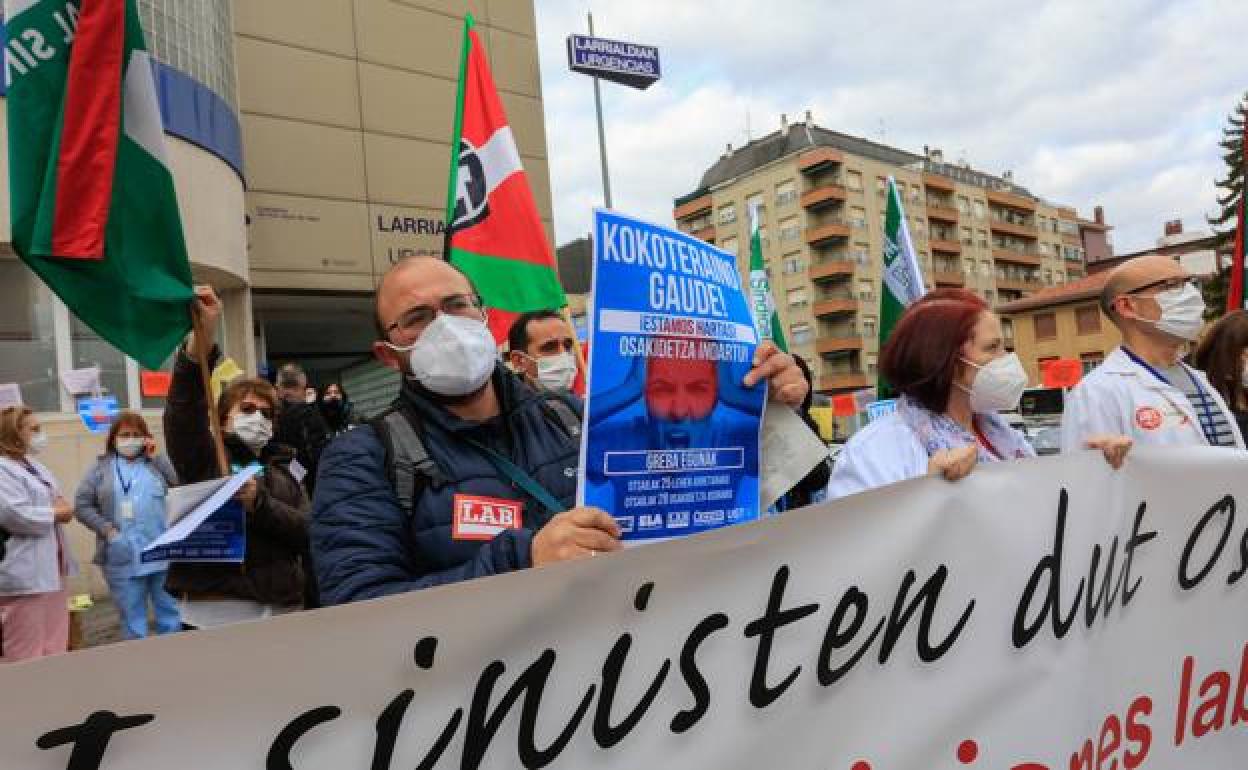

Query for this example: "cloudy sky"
[531,0,1246,254]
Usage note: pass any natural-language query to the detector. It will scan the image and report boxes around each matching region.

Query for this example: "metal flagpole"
[588,12,613,209]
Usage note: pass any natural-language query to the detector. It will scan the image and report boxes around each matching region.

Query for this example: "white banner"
[2,448,1247,769]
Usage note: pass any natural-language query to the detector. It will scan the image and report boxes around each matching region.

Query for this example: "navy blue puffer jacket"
[311,366,580,605]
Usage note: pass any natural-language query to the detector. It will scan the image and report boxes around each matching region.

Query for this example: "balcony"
[995,277,1044,293]
[986,188,1036,211]
[929,238,962,254]
[927,204,959,223]
[816,337,864,355]
[813,298,859,318]
[809,260,856,282]
[797,147,844,174]
[989,219,1037,239]
[923,172,955,192]
[819,372,871,392]
[933,270,965,287]
[805,221,851,246]
[801,183,848,209]
[992,247,1042,267]
[691,224,716,243]
[673,193,712,222]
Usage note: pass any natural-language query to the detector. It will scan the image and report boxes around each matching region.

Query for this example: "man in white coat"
[1061,255,1245,451]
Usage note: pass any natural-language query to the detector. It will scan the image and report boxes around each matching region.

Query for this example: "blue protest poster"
[579,209,765,542]
[142,499,246,563]
[76,396,119,434]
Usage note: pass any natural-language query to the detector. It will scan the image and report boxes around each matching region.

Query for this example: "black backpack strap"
[537,391,583,442]
[369,406,447,520]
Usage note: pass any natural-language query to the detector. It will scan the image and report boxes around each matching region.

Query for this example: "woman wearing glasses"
[163,287,312,629]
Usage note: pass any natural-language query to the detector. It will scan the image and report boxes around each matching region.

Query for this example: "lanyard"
[19,460,53,492]
[464,437,567,525]
[115,458,139,498]
[1121,347,1222,443]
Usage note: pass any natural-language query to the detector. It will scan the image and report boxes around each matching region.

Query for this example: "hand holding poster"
[579,210,765,541]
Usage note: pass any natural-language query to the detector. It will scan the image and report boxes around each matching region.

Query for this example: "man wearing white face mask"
[1061,255,1245,451]
[829,289,1129,499]
[311,257,810,605]
[506,309,579,392]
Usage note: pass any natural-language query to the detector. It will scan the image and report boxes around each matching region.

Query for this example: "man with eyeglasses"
[1061,255,1244,452]
[506,309,579,392]
[311,257,809,605]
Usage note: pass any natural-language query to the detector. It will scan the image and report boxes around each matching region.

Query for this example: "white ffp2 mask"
[960,353,1029,414]
[389,313,497,396]
[1149,283,1205,341]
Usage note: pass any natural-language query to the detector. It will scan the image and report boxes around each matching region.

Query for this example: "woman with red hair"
[829,289,1129,498]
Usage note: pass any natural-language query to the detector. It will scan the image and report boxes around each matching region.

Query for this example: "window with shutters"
[1034,312,1057,340]
[1075,305,1101,335]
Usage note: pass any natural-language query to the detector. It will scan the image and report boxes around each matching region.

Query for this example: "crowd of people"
[0,253,1244,663]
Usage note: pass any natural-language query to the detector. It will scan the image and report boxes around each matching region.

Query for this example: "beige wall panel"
[485,0,537,37]
[354,0,463,77]
[485,27,541,97]
[0,107,8,245]
[250,269,377,292]
[499,92,547,159]
[358,64,455,141]
[167,139,248,286]
[368,204,448,282]
[243,115,367,200]
[247,192,371,278]
[236,38,361,129]
[388,0,488,23]
[362,132,447,208]
[232,0,356,57]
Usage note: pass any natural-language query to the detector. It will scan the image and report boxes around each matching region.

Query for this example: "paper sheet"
[759,400,830,511]
[143,465,260,556]
[0,383,22,409]
[60,366,101,395]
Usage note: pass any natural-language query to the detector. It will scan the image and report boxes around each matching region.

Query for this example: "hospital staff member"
[829,289,1129,499]
[1061,255,1245,451]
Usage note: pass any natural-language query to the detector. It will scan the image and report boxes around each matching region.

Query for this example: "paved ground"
[74,597,122,649]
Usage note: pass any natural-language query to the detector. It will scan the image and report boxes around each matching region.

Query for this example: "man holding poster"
[581,210,806,541]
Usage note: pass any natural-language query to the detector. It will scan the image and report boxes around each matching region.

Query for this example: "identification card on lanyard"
[116,460,138,521]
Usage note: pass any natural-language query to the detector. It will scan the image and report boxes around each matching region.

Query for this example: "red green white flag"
[6,0,195,369]
[445,13,566,343]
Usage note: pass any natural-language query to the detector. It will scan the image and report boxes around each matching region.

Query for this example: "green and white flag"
[877,176,926,394]
[6,0,194,369]
[747,203,787,351]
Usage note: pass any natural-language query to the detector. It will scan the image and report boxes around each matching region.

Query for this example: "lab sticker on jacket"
[452,494,524,541]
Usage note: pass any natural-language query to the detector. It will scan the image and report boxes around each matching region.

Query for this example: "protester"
[506,309,578,392]
[1192,310,1248,438]
[1061,255,1245,450]
[73,412,181,639]
[318,382,355,436]
[829,289,1129,499]
[0,406,77,661]
[164,287,312,627]
[311,257,808,604]
[273,363,331,492]
[777,356,830,511]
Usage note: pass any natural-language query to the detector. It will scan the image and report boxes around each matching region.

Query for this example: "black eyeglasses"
[384,293,484,338]
[238,403,274,420]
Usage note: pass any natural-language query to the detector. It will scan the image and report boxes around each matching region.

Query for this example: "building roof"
[996,271,1110,315]
[677,120,1038,204]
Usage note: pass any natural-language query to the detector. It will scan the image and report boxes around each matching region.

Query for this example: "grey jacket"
[0,456,78,595]
[74,453,178,567]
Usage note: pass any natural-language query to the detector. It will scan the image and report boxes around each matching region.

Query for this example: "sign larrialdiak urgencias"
[566,34,660,89]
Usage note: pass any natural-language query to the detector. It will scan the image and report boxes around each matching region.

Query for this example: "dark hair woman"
[1192,309,1248,439]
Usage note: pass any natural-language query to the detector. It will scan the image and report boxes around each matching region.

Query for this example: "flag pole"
[191,302,230,477]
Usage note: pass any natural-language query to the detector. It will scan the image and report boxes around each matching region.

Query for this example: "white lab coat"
[1060,347,1246,451]
[826,413,930,499]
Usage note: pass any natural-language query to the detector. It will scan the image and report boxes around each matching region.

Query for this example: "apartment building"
[672,114,1108,397]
